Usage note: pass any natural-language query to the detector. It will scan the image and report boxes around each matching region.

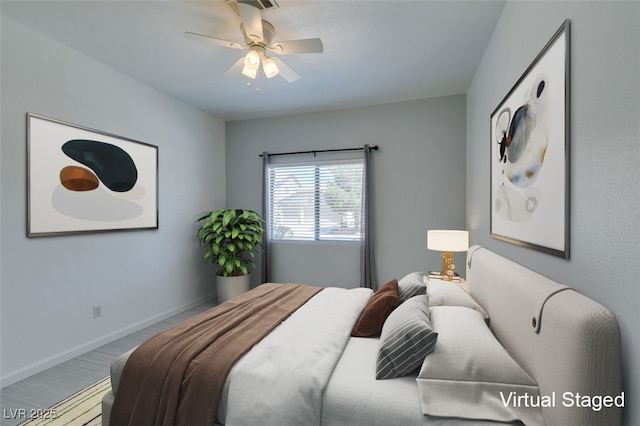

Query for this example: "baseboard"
[0,293,216,388]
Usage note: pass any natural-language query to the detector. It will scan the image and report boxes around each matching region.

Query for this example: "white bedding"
[322,337,509,426]
[106,284,516,426]
[108,286,512,426]
[222,286,372,426]
[322,336,427,425]
[105,248,622,426]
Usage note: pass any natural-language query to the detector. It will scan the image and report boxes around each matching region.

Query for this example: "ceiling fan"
[185,2,323,83]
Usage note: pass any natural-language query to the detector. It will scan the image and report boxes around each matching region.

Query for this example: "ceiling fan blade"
[270,38,324,55]
[184,32,245,50]
[224,57,246,76]
[237,2,263,43]
[271,58,301,83]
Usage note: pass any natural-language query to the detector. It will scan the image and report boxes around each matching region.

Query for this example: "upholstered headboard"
[465,246,622,426]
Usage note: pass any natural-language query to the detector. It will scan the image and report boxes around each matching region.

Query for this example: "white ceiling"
[1,0,505,121]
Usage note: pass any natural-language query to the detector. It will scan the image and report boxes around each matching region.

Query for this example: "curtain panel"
[261,151,272,284]
[360,144,376,289]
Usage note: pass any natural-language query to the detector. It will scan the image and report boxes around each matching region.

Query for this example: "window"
[267,159,364,242]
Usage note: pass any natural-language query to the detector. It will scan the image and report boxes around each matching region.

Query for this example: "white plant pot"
[216,274,250,303]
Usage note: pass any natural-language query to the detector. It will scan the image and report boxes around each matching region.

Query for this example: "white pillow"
[427,279,489,320]
[417,306,544,425]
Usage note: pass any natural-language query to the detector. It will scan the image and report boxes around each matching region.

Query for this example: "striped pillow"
[376,295,437,379]
[398,272,426,303]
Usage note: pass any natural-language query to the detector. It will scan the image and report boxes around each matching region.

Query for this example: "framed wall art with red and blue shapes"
[27,113,158,237]
[490,19,570,259]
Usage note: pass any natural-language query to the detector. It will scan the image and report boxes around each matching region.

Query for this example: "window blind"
[267,160,364,242]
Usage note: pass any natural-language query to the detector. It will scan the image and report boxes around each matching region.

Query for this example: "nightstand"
[423,274,469,292]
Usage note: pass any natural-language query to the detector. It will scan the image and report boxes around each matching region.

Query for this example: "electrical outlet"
[93,305,102,319]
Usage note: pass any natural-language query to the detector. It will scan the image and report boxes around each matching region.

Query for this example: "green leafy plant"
[196,209,265,277]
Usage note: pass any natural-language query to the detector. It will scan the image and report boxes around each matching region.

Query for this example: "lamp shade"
[427,230,469,252]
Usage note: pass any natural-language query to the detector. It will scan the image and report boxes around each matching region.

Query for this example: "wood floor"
[0,299,217,426]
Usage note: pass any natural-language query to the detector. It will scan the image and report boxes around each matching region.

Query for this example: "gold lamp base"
[440,251,455,281]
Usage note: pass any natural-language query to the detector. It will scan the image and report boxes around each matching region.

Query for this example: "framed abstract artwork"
[490,20,570,258]
[27,113,159,237]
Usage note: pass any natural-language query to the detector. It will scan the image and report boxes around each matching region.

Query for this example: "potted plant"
[196,208,265,302]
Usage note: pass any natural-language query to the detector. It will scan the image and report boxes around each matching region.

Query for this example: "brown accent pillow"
[351,279,399,337]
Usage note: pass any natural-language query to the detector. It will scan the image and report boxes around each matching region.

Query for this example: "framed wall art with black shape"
[490,19,570,258]
[27,113,159,237]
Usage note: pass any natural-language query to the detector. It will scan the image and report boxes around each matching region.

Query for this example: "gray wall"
[467,2,639,424]
[226,96,467,289]
[0,17,226,385]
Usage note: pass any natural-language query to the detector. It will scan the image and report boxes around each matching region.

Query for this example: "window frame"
[267,157,365,244]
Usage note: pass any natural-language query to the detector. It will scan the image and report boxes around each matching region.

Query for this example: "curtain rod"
[259,145,379,157]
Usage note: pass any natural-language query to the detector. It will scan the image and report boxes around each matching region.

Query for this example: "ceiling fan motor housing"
[242,20,275,46]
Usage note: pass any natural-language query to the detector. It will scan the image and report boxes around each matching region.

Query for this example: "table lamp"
[427,230,469,281]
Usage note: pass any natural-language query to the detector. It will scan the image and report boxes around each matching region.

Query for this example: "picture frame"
[490,20,570,258]
[27,113,159,237]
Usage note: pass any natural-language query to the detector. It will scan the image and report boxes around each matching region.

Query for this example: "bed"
[102,245,622,425]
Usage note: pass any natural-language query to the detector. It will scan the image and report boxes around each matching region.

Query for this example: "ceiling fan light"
[241,48,260,79]
[262,57,279,78]
[244,49,260,67]
[241,64,258,79]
